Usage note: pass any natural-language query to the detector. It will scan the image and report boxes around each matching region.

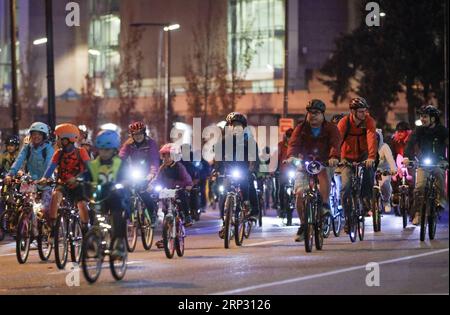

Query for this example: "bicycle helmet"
[349,97,369,110]
[306,99,326,113]
[417,105,441,120]
[395,121,410,131]
[29,122,50,138]
[225,112,247,127]
[95,130,120,149]
[128,121,146,134]
[6,135,20,147]
[54,123,80,142]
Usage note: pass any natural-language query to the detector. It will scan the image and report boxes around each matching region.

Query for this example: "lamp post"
[283,0,289,118]
[130,22,180,142]
[45,0,56,131]
[9,0,19,135]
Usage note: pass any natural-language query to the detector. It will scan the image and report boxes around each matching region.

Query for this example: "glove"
[365,158,375,168]
[328,158,339,168]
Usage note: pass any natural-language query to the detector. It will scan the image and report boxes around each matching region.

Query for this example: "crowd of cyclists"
[0,96,448,281]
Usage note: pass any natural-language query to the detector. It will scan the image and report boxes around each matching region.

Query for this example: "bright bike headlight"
[231,169,241,179]
[424,157,432,165]
[155,185,162,192]
[253,180,258,189]
[288,170,296,179]
[114,183,124,190]
[219,185,224,193]
[131,168,143,180]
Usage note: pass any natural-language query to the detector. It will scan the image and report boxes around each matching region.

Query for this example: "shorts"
[55,184,89,204]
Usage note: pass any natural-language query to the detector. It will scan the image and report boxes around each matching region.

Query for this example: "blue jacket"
[8,142,54,181]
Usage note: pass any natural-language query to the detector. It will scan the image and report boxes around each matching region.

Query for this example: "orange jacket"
[287,121,341,162]
[337,114,377,161]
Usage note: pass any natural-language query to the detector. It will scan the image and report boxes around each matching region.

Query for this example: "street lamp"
[33,37,48,45]
[130,22,180,142]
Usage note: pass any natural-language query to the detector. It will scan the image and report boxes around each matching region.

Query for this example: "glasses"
[355,109,367,114]
[132,132,145,136]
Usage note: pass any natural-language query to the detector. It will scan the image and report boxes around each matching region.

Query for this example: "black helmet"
[331,113,345,124]
[6,135,20,147]
[306,99,326,113]
[395,121,410,131]
[349,97,369,110]
[417,105,440,119]
[225,112,247,127]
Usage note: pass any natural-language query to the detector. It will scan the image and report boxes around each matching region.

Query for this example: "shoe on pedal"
[184,215,193,227]
[218,226,225,239]
[155,239,164,249]
[412,212,421,226]
[295,225,305,242]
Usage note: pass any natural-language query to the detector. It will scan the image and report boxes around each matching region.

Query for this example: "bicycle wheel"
[323,213,332,239]
[70,218,83,263]
[315,222,324,250]
[81,228,103,284]
[304,200,314,253]
[125,215,138,252]
[37,221,53,261]
[358,215,365,241]
[244,219,253,239]
[372,194,382,232]
[348,199,357,243]
[139,209,154,250]
[428,205,437,240]
[54,213,68,269]
[16,212,32,264]
[163,216,175,259]
[235,208,245,246]
[400,194,408,229]
[223,195,233,249]
[110,237,127,281]
[175,219,185,257]
[332,209,342,237]
[420,202,427,242]
[0,211,8,241]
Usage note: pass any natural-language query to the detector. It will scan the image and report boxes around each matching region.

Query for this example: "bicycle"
[126,175,154,252]
[340,161,366,243]
[53,184,84,270]
[294,159,327,253]
[81,183,127,283]
[158,188,186,259]
[0,178,22,241]
[219,169,252,249]
[371,169,391,232]
[15,175,54,264]
[408,159,448,241]
[327,175,343,237]
[396,167,411,229]
[280,168,296,227]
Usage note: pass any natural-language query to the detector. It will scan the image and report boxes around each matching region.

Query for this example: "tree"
[19,45,42,128]
[111,27,144,137]
[320,0,445,127]
[76,74,102,136]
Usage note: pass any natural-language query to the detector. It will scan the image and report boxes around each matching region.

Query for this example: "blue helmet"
[95,130,121,149]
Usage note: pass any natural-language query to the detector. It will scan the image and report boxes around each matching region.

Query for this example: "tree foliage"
[320,0,445,127]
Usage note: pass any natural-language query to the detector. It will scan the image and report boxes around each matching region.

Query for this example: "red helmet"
[128,121,146,134]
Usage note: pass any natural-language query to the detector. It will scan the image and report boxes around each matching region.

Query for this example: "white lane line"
[243,240,283,247]
[0,253,16,257]
[47,260,145,275]
[210,248,449,295]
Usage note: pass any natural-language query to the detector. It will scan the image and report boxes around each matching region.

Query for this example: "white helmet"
[29,122,50,137]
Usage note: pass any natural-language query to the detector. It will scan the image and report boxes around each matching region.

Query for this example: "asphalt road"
[0,208,448,295]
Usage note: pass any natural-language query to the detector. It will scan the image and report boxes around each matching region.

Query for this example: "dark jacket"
[154,161,193,189]
[405,124,448,161]
[119,137,160,175]
[287,120,341,162]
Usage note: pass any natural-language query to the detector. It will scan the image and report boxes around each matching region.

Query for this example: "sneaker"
[155,239,164,249]
[295,225,305,242]
[111,240,126,258]
[412,212,421,226]
[218,226,225,239]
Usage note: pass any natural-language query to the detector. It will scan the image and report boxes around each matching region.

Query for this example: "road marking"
[0,253,16,257]
[243,240,283,247]
[210,248,449,295]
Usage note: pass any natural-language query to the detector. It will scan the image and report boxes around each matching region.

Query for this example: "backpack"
[340,115,380,165]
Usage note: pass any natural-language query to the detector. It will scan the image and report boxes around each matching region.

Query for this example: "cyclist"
[152,143,193,248]
[40,123,91,234]
[337,97,377,232]
[286,99,341,241]
[84,130,129,255]
[5,122,54,216]
[374,128,397,213]
[215,112,260,238]
[119,121,160,224]
[403,105,448,225]
[0,135,21,175]
[391,121,413,215]
[275,128,293,215]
